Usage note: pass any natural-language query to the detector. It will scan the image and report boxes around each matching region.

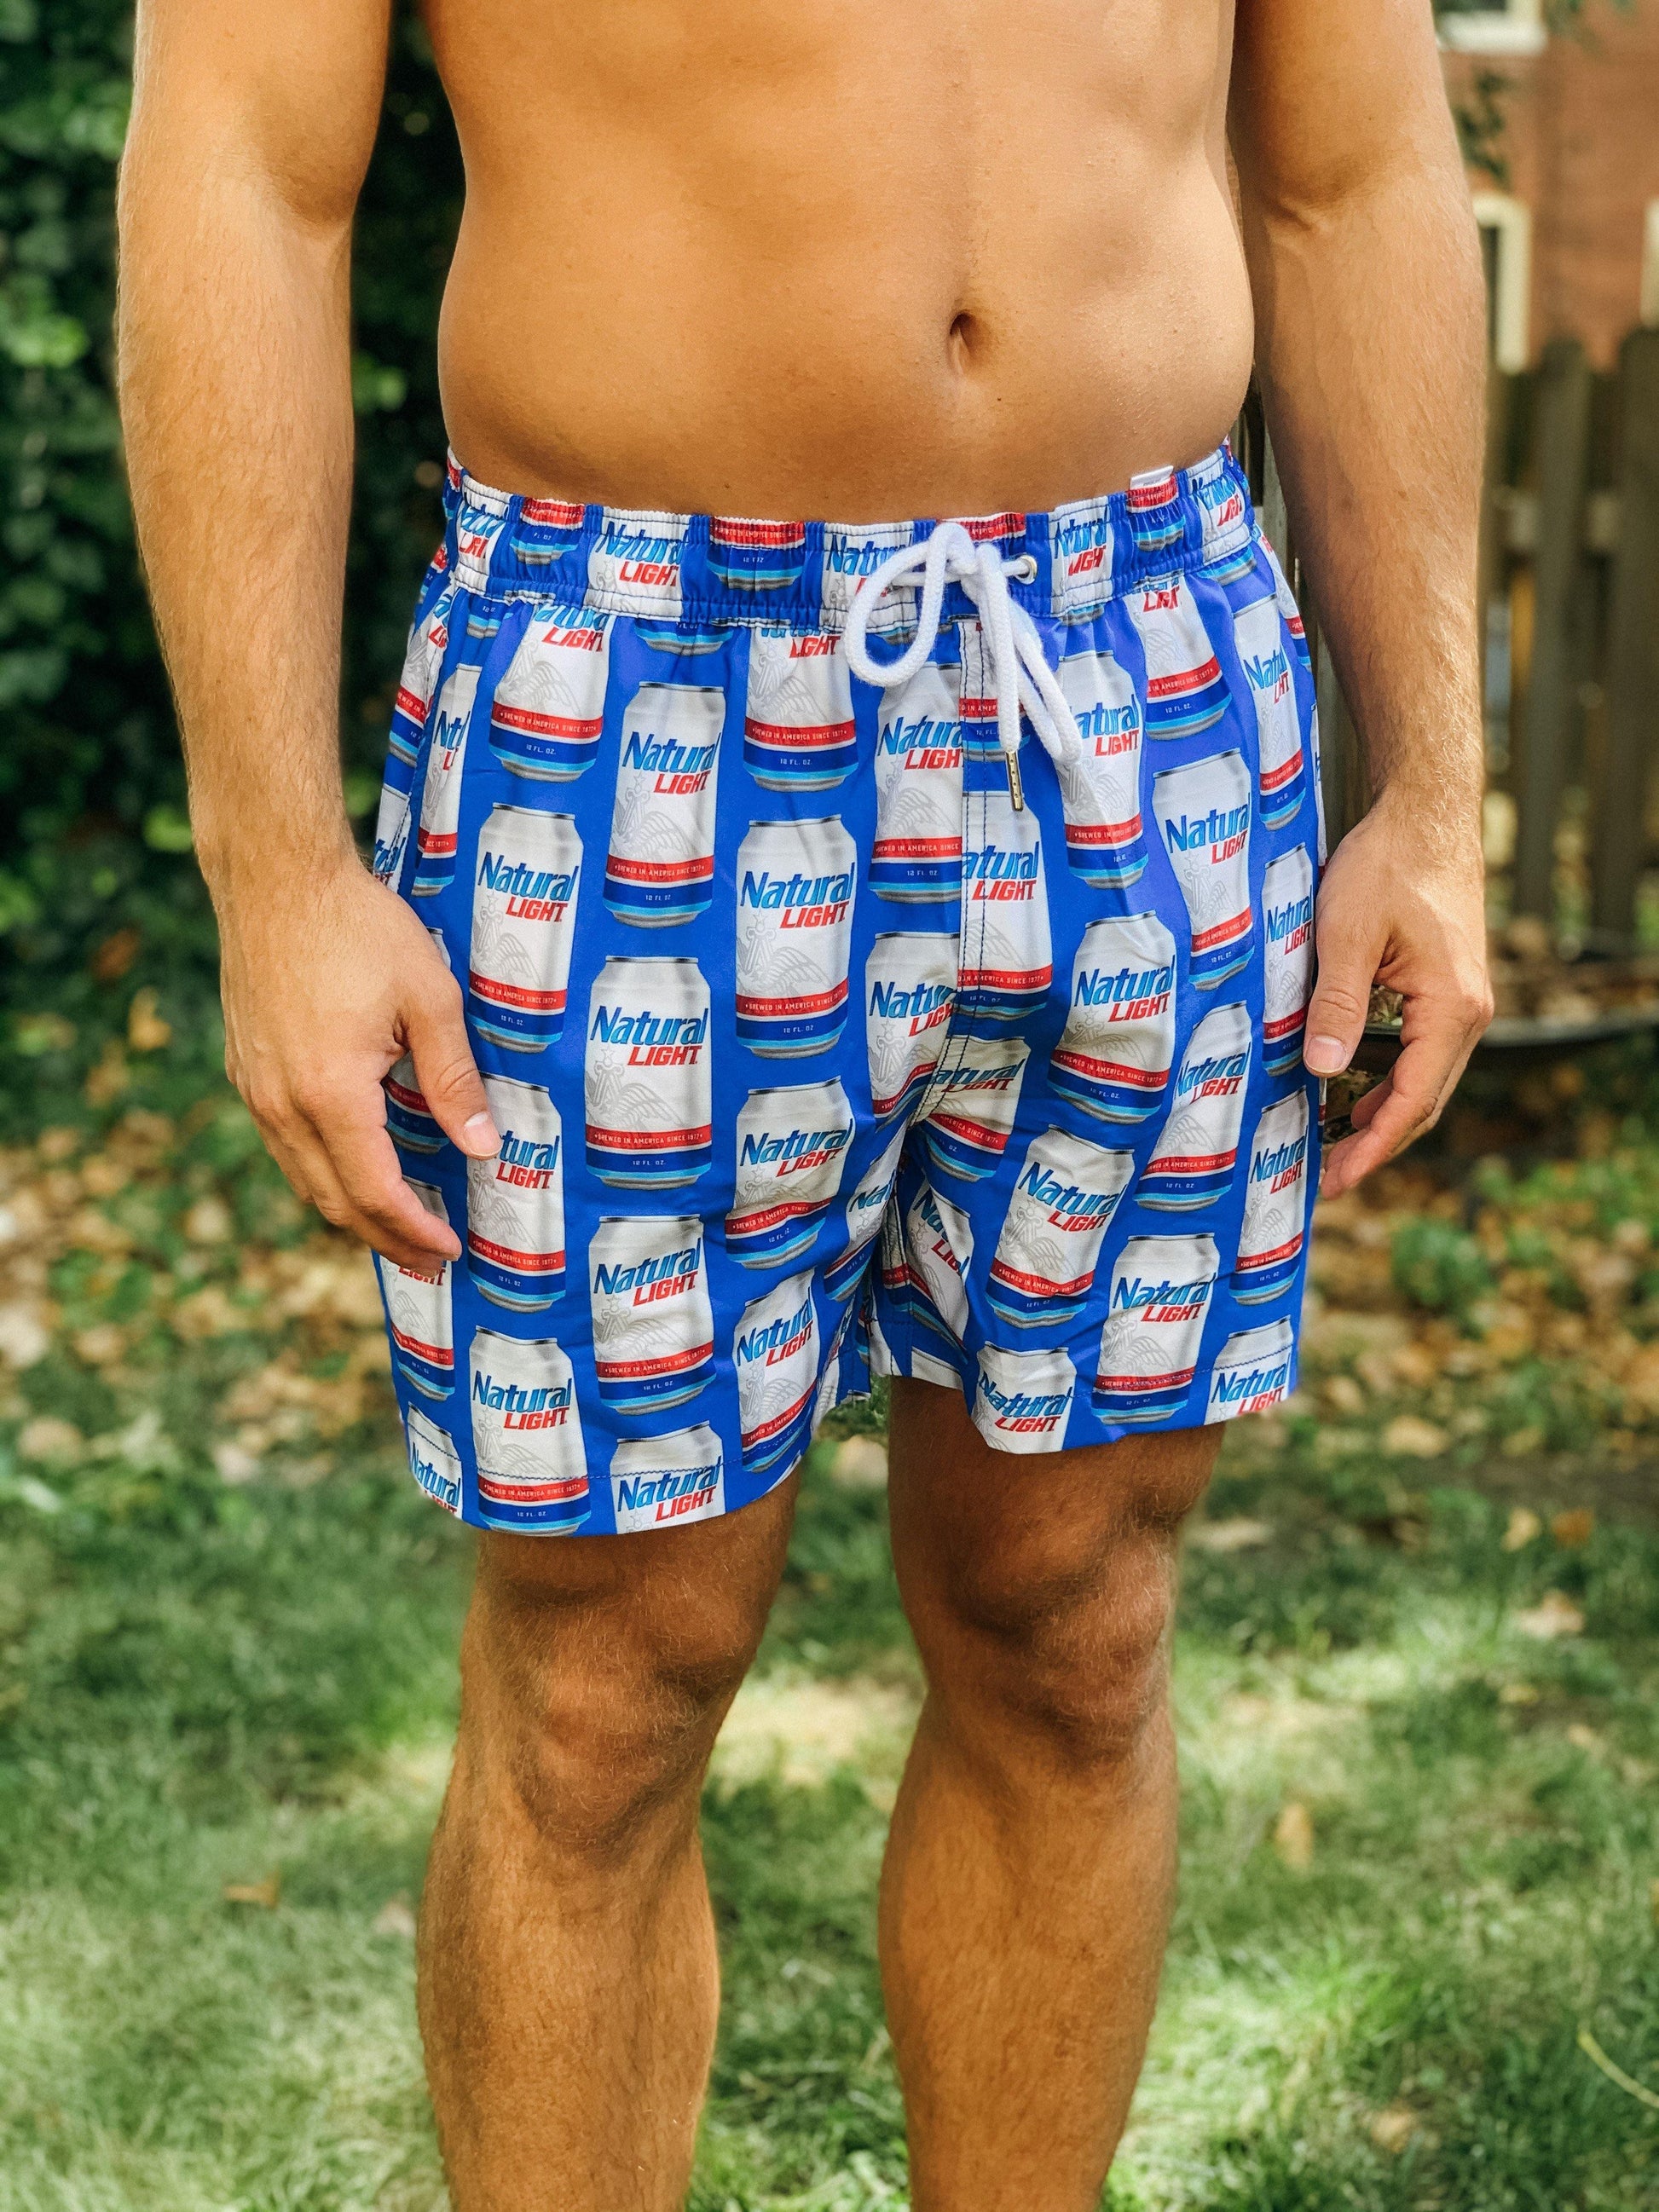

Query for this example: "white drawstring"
[841,520,1084,812]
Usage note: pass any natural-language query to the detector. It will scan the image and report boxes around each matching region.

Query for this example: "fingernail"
[460,1112,500,1158]
[1304,1036,1350,1077]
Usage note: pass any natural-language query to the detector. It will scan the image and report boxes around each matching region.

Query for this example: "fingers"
[1303,898,1385,1080]
[244,1073,463,1271]
[405,974,499,1159]
[1319,1010,1479,1199]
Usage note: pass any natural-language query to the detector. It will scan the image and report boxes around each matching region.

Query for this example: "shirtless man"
[115,3,1493,2205]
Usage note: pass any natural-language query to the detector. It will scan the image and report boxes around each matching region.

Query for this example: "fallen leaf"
[212,1440,262,1487]
[1382,1414,1448,1460]
[223,1872,281,1909]
[1566,1723,1602,1753]
[1500,1505,1542,1551]
[183,1195,234,1245]
[127,988,173,1054]
[373,1896,417,1938]
[1273,1801,1315,1871]
[83,1043,130,1107]
[1499,1681,1540,1706]
[827,1435,888,1490]
[1188,1516,1275,1555]
[91,927,142,983]
[1515,1591,1585,1641]
[1552,1507,1596,1550]
[0,1302,52,1370]
[17,1417,84,1465]
[1367,2105,1418,2155]
[72,1323,126,1367]
[1322,1374,1366,1417]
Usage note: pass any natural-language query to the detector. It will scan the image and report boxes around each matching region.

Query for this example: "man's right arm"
[118,0,497,1273]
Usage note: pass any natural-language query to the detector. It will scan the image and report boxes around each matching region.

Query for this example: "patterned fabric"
[371,443,1322,1536]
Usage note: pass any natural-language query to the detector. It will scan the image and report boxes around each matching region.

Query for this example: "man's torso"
[427,0,1250,516]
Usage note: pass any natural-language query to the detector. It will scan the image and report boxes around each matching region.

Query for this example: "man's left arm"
[1229,0,1494,1195]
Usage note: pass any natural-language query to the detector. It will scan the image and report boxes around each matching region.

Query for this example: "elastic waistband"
[435,444,1257,632]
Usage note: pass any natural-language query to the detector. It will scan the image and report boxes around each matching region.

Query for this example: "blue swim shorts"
[370,444,1322,1536]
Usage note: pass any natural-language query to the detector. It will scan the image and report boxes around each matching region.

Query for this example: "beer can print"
[468,806,582,1050]
[814,1303,854,1429]
[413,661,481,896]
[1205,1317,1295,1424]
[1151,750,1253,989]
[610,1423,726,1533]
[871,661,964,903]
[735,1270,820,1477]
[605,682,724,925]
[1234,1089,1310,1302]
[588,1214,715,1412]
[1048,497,1114,620]
[743,627,858,788]
[958,798,1052,1028]
[1093,1233,1219,1424]
[905,1179,974,1357]
[919,1035,1029,1182]
[1192,454,1251,574]
[864,933,957,1120]
[1125,466,1183,557]
[488,604,612,780]
[708,515,807,592]
[1053,648,1147,887]
[1136,1001,1251,1212]
[511,495,587,569]
[404,1404,463,1516]
[1262,846,1315,1073]
[735,817,857,1057]
[373,763,415,887]
[470,1330,589,1533]
[384,1053,441,1155]
[587,516,686,620]
[972,1344,1077,1454]
[822,520,916,636]
[726,1080,855,1268]
[1263,538,1312,672]
[1233,594,1305,826]
[1127,575,1227,738]
[454,482,510,584]
[376,1181,454,1399]
[585,956,712,1187]
[1048,912,1176,1123]
[466,1074,564,1311]
[955,621,1009,782]
[389,580,455,766]
[824,1121,906,1301]
[988,1129,1135,1328]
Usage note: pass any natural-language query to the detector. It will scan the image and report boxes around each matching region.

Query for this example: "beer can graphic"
[376,1181,454,1399]
[390,580,455,766]
[822,519,916,636]
[956,620,1008,782]
[488,603,612,780]
[1136,1001,1251,1211]
[1049,497,1114,620]
[1151,750,1253,989]
[470,1330,589,1533]
[958,800,1052,1027]
[814,1302,855,1429]
[610,1424,726,1533]
[1125,466,1183,557]
[413,661,481,897]
[1233,594,1305,827]
[824,1121,906,1301]
[585,956,713,1187]
[735,1270,820,1477]
[871,661,964,903]
[864,933,957,1120]
[1126,574,1227,737]
[384,1053,441,1155]
[1093,1233,1218,1424]
[466,1074,564,1310]
[920,1035,1029,1181]
[373,765,415,887]
[905,1180,973,1358]
[605,682,724,926]
[1048,913,1176,1123]
[1263,538,1312,672]
[510,495,587,570]
[588,1215,715,1412]
[1262,846,1315,1073]
[1234,1089,1311,1302]
[735,817,857,1057]
[726,1080,855,1268]
[708,515,807,592]
[1053,648,1146,887]
[468,806,582,1051]
[404,1404,463,1516]
[587,517,686,620]
[988,1129,1135,1328]
[743,627,858,789]
[1191,453,1251,575]
[1205,1318,1295,1424]
[972,1344,1076,1454]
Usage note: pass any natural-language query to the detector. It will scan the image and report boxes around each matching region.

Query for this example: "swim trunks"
[370,444,1322,1535]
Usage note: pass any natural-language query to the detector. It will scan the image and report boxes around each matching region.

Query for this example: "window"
[1471,193,1533,371]
[1439,0,1548,59]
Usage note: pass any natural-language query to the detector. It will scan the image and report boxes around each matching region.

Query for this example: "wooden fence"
[1234,326,1659,950]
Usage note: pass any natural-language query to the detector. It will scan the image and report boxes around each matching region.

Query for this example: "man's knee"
[460,1489,792,1864]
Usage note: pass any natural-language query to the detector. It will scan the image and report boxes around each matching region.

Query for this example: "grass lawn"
[3,1063,1659,2209]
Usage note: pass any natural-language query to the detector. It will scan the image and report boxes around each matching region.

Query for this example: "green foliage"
[0,4,460,993]
[1390,1215,1494,1321]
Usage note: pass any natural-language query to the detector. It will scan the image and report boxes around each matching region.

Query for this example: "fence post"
[1591,327,1659,941]
[1513,336,1593,918]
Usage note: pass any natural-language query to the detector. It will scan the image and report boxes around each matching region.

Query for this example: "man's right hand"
[219,857,499,1273]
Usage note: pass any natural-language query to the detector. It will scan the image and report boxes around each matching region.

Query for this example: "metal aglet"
[1005,748,1025,812]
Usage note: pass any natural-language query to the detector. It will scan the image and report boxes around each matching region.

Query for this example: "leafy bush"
[1390,1215,1494,1321]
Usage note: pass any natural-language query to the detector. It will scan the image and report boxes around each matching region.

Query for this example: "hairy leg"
[418,1481,796,2212]
[881,1379,1219,2212]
